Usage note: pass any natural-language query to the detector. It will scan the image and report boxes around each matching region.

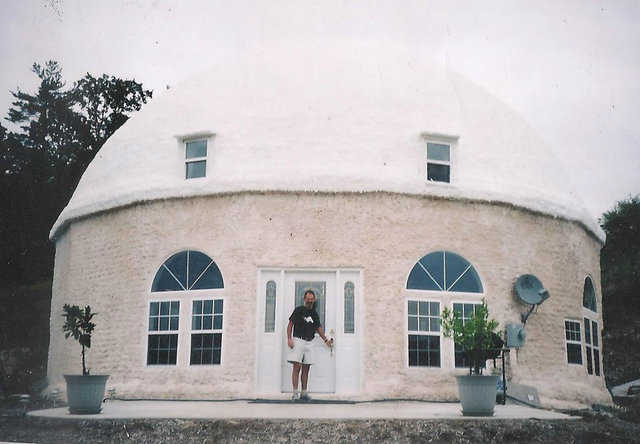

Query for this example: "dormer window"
[185,139,208,179]
[426,142,451,183]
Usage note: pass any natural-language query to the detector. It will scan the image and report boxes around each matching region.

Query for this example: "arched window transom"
[407,251,482,293]
[152,250,224,292]
[582,277,597,312]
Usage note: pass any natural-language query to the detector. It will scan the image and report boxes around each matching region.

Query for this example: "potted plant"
[62,304,109,414]
[441,300,503,416]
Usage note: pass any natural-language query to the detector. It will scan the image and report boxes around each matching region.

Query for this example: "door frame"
[254,267,362,397]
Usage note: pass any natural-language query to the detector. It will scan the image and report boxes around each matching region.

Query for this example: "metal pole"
[501,348,508,405]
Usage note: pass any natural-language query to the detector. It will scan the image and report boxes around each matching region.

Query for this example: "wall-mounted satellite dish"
[514,274,550,325]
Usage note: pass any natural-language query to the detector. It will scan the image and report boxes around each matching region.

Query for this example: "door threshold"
[250,398,356,404]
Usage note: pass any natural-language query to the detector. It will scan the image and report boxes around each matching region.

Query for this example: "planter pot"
[455,374,499,417]
[64,375,109,414]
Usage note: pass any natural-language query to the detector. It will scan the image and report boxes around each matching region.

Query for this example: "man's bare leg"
[301,364,311,392]
[291,362,301,395]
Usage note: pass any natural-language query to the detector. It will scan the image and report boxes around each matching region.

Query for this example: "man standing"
[287,289,332,401]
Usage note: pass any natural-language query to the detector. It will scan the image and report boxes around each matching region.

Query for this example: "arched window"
[148,250,224,367]
[582,277,597,312]
[407,251,482,293]
[406,251,483,369]
[152,250,224,291]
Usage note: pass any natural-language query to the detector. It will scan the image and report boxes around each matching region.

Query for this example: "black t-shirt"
[289,306,321,341]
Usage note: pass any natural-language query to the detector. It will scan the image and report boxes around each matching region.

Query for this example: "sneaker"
[299,392,311,402]
[291,392,299,401]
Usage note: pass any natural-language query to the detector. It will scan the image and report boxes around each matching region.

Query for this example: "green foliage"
[0,61,152,286]
[600,195,640,387]
[601,195,640,310]
[62,304,97,376]
[441,300,502,375]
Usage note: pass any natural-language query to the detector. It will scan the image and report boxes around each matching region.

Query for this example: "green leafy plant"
[62,305,96,376]
[441,300,502,375]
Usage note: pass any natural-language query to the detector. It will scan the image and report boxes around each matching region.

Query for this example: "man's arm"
[316,326,332,348]
[287,320,294,349]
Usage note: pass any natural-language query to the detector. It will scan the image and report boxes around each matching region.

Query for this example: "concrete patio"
[28,399,578,420]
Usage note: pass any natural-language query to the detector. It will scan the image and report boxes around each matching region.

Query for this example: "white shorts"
[286,337,315,365]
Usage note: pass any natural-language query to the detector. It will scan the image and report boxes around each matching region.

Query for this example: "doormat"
[250,399,356,404]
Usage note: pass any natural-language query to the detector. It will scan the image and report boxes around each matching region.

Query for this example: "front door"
[280,271,336,393]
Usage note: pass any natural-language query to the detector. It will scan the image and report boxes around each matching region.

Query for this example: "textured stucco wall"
[47,192,609,408]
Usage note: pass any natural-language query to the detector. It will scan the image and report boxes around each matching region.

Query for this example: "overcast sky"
[1,0,638,220]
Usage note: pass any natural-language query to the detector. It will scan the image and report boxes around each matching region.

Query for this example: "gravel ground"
[1,413,640,444]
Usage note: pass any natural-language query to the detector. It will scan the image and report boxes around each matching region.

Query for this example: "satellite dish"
[514,274,550,325]
[515,274,550,305]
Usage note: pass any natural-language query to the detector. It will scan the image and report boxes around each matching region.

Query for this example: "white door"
[280,271,336,393]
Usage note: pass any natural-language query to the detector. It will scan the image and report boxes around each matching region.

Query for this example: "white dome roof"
[50,42,604,241]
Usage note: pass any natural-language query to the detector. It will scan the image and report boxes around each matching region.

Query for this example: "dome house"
[46,42,610,409]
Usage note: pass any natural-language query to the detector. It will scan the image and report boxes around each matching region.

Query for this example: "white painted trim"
[423,136,455,185]
[253,267,261,394]
[175,131,215,141]
[184,137,211,179]
[563,318,584,367]
[342,279,357,335]
[257,266,363,273]
[582,275,598,314]
[404,250,487,296]
[583,316,602,377]
[405,297,443,369]
[420,132,460,142]
[144,289,226,369]
[147,248,225,293]
[256,268,361,396]
[145,298,182,367]
[187,297,225,366]
[358,269,365,393]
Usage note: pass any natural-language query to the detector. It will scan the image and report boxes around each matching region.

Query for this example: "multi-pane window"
[190,299,223,365]
[264,281,276,332]
[564,320,583,365]
[453,303,482,368]
[148,250,225,367]
[147,301,180,365]
[344,281,355,334]
[408,300,440,367]
[185,139,207,179]
[584,318,600,376]
[426,142,451,183]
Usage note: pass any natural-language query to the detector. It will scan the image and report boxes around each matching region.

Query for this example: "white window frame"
[264,280,277,333]
[581,275,601,377]
[583,316,601,377]
[421,133,458,185]
[343,280,356,334]
[564,319,583,366]
[450,300,484,369]
[582,275,598,314]
[145,289,226,368]
[146,299,181,366]
[406,297,442,369]
[184,138,208,179]
[188,296,225,366]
